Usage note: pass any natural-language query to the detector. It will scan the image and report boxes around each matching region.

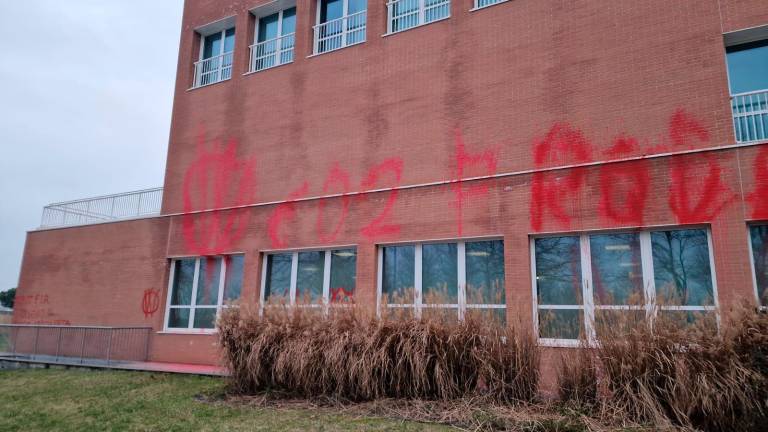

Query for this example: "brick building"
[13,0,768,373]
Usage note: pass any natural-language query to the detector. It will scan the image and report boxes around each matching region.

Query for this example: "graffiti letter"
[749,147,768,219]
[267,182,309,248]
[316,163,352,243]
[360,158,404,240]
[452,129,498,236]
[599,137,649,225]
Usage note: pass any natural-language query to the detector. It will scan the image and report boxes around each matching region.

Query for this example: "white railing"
[193,52,234,88]
[40,187,163,229]
[249,33,296,73]
[387,0,449,34]
[314,11,367,54]
[732,89,768,143]
[475,0,505,8]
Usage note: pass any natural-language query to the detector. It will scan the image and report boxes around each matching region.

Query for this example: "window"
[532,228,718,344]
[749,225,768,308]
[194,27,235,88]
[725,37,768,143]
[261,248,357,309]
[378,240,506,324]
[165,255,244,331]
[314,0,367,54]
[387,0,450,34]
[472,0,507,10]
[250,7,296,72]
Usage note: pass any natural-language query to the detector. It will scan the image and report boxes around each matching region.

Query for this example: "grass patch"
[0,369,451,431]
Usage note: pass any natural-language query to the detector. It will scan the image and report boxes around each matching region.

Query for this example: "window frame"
[259,246,358,314]
[376,237,506,320]
[469,0,509,12]
[312,0,368,55]
[248,6,297,73]
[385,0,451,36]
[163,255,244,334]
[530,227,720,347]
[747,223,768,310]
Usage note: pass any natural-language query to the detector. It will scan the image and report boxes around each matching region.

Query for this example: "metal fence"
[40,187,162,229]
[249,33,296,73]
[314,11,367,54]
[732,89,768,143]
[388,0,450,33]
[0,325,152,366]
[194,51,234,88]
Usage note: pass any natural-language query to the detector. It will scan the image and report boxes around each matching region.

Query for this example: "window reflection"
[297,251,325,304]
[382,245,415,304]
[422,243,458,304]
[750,225,768,306]
[330,249,356,303]
[651,229,714,306]
[535,237,583,305]
[590,233,643,306]
[265,253,292,301]
[466,240,505,305]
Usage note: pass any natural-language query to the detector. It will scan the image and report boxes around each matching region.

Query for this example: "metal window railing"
[314,11,367,54]
[387,0,449,34]
[732,89,768,143]
[40,187,163,229]
[249,33,296,73]
[0,325,152,366]
[475,0,505,8]
[193,52,234,88]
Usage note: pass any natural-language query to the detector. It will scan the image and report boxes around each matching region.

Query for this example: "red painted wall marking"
[359,158,404,240]
[141,289,161,318]
[267,182,309,248]
[331,287,354,303]
[316,163,352,243]
[598,137,649,225]
[749,146,768,219]
[452,129,498,236]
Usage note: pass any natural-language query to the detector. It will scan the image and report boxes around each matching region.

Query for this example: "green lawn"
[0,369,451,432]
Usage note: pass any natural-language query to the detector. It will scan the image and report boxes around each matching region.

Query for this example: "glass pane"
[296,251,325,304]
[193,308,217,329]
[657,310,718,335]
[281,8,296,35]
[594,309,646,339]
[265,253,292,302]
[196,257,222,306]
[330,249,356,303]
[534,237,583,305]
[171,259,196,306]
[589,233,643,305]
[382,245,415,304]
[202,32,222,59]
[466,308,506,327]
[750,225,768,306]
[223,28,236,53]
[422,243,458,304]
[223,255,244,302]
[538,308,583,340]
[651,229,714,306]
[321,0,343,23]
[466,240,505,305]
[168,308,190,328]
[422,307,458,323]
[726,40,768,94]
[348,0,367,14]
[258,13,279,41]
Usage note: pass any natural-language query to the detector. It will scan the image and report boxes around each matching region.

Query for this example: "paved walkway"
[0,353,226,376]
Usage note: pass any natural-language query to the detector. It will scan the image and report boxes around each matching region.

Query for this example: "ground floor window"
[378,239,506,324]
[532,228,718,344]
[261,248,357,309]
[749,225,768,307]
[165,255,244,331]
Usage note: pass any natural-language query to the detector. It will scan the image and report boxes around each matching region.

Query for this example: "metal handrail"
[313,10,367,54]
[193,51,234,88]
[249,33,296,73]
[730,88,768,143]
[40,187,163,229]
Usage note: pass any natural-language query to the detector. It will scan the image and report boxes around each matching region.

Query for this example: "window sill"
[243,61,293,77]
[537,338,589,349]
[187,77,232,92]
[158,330,218,336]
[382,16,450,38]
[307,40,366,58]
[469,0,510,12]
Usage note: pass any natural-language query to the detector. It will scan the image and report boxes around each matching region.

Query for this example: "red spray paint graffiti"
[267,182,309,248]
[666,110,735,224]
[598,137,649,225]
[316,163,352,243]
[530,123,593,231]
[359,158,404,240]
[141,289,161,318]
[749,147,768,219]
[182,134,257,255]
[331,287,354,303]
[452,129,498,236]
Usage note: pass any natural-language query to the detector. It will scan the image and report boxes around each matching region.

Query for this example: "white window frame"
[376,238,506,320]
[385,0,451,36]
[260,247,357,314]
[530,228,720,347]
[249,7,297,73]
[312,0,368,55]
[469,0,508,12]
[747,223,768,310]
[193,27,236,88]
[163,255,243,334]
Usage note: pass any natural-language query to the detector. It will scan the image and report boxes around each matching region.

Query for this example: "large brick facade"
[15,0,768,375]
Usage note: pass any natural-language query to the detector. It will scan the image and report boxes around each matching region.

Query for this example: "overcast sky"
[0,1,183,292]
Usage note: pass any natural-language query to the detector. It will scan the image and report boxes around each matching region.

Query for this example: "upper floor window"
[314,0,367,54]
[473,0,506,10]
[725,31,768,143]
[250,7,296,73]
[532,228,718,345]
[378,239,506,324]
[194,27,235,88]
[749,225,768,308]
[261,248,357,310]
[165,255,244,332]
[387,0,450,34]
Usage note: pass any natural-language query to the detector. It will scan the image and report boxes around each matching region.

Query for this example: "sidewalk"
[0,353,226,376]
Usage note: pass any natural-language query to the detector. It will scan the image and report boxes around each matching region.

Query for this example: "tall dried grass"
[218,305,539,403]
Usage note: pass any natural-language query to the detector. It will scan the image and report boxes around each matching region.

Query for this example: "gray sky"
[0,1,183,291]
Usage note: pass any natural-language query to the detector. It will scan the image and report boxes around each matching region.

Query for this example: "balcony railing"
[387,0,450,34]
[193,52,234,88]
[314,11,367,54]
[732,89,768,143]
[40,187,163,229]
[249,33,296,73]
[0,325,152,366]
